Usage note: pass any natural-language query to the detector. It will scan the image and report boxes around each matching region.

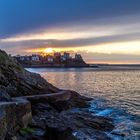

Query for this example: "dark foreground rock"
[0,89,12,101]
[0,50,115,140]
[0,50,59,98]
[19,99,114,140]
[1,91,114,140]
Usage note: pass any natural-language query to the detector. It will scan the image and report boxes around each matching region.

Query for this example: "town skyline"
[14,50,88,67]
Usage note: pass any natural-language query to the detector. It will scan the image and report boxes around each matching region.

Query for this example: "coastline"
[0,50,139,140]
[24,64,140,71]
[26,65,140,139]
[0,50,115,140]
[23,64,91,68]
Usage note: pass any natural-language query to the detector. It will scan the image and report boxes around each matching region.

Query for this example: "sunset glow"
[44,48,53,54]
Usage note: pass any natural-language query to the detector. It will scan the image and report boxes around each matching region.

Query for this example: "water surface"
[27,68,140,139]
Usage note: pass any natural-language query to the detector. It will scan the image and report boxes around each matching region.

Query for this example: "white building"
[31,55,40,61]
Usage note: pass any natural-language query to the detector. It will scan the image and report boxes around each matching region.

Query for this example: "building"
[13,52,87,66]
[14,55,31,61]
[75,53,82,60]
[54,53,61,58]
[47,56,54,63]
[31,55,40,61]
[63,52,70,59]
[53,52,61,63]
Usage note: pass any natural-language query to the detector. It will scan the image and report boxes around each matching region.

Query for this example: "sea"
[27,68,140,140]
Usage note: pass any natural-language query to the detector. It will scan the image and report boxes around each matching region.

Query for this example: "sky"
[0,0,140,64]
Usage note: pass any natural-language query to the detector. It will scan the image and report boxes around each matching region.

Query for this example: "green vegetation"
[19,127,35,135]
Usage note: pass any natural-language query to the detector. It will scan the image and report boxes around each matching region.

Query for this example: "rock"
[43,111,114,132]
[30,101,114,140]
[0,49,60,97]
[44,126,77,140]
[26,90,92,112]
[73,128,112,140]
[0,109,7,140]
[0,89,12,101]
[0,98,32,140]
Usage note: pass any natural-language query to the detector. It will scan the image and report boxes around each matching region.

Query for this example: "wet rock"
[44,110,114,132]
[73,128,112,140]
[30,101,114,140]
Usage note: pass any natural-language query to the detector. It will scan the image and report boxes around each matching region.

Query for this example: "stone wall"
[0,98,32,140]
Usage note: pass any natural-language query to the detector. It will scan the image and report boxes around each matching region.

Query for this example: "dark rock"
[27,90,92,112]
[30,101,114,140]
[44,126,77,140]
[0,89,12,101]
[0,49,60,97]
[0,109,7,140]
[111,132,126,137]
[73,128,112,140]
[44,110,114,132]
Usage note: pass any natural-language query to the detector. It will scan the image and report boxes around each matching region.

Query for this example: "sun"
[44,48,53,54]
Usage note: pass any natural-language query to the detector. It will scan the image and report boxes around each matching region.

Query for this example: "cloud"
[1,0,140,37]
[1,32,140,50]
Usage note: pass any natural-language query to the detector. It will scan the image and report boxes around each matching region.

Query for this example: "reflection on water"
[27,68,140,139]
[27,68,140,115]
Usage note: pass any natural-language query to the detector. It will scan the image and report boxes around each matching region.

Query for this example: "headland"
[13,52,140,70]
[13,52,90,68]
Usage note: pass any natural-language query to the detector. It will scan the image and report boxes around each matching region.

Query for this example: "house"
[47,56,54,62]
[75,53,82,60]
[31,55,40,61]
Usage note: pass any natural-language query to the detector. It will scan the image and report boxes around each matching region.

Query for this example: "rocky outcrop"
[0,50,59,98]
[0,49,60,139]
[21,90,91,110]
[21,99,114,140]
